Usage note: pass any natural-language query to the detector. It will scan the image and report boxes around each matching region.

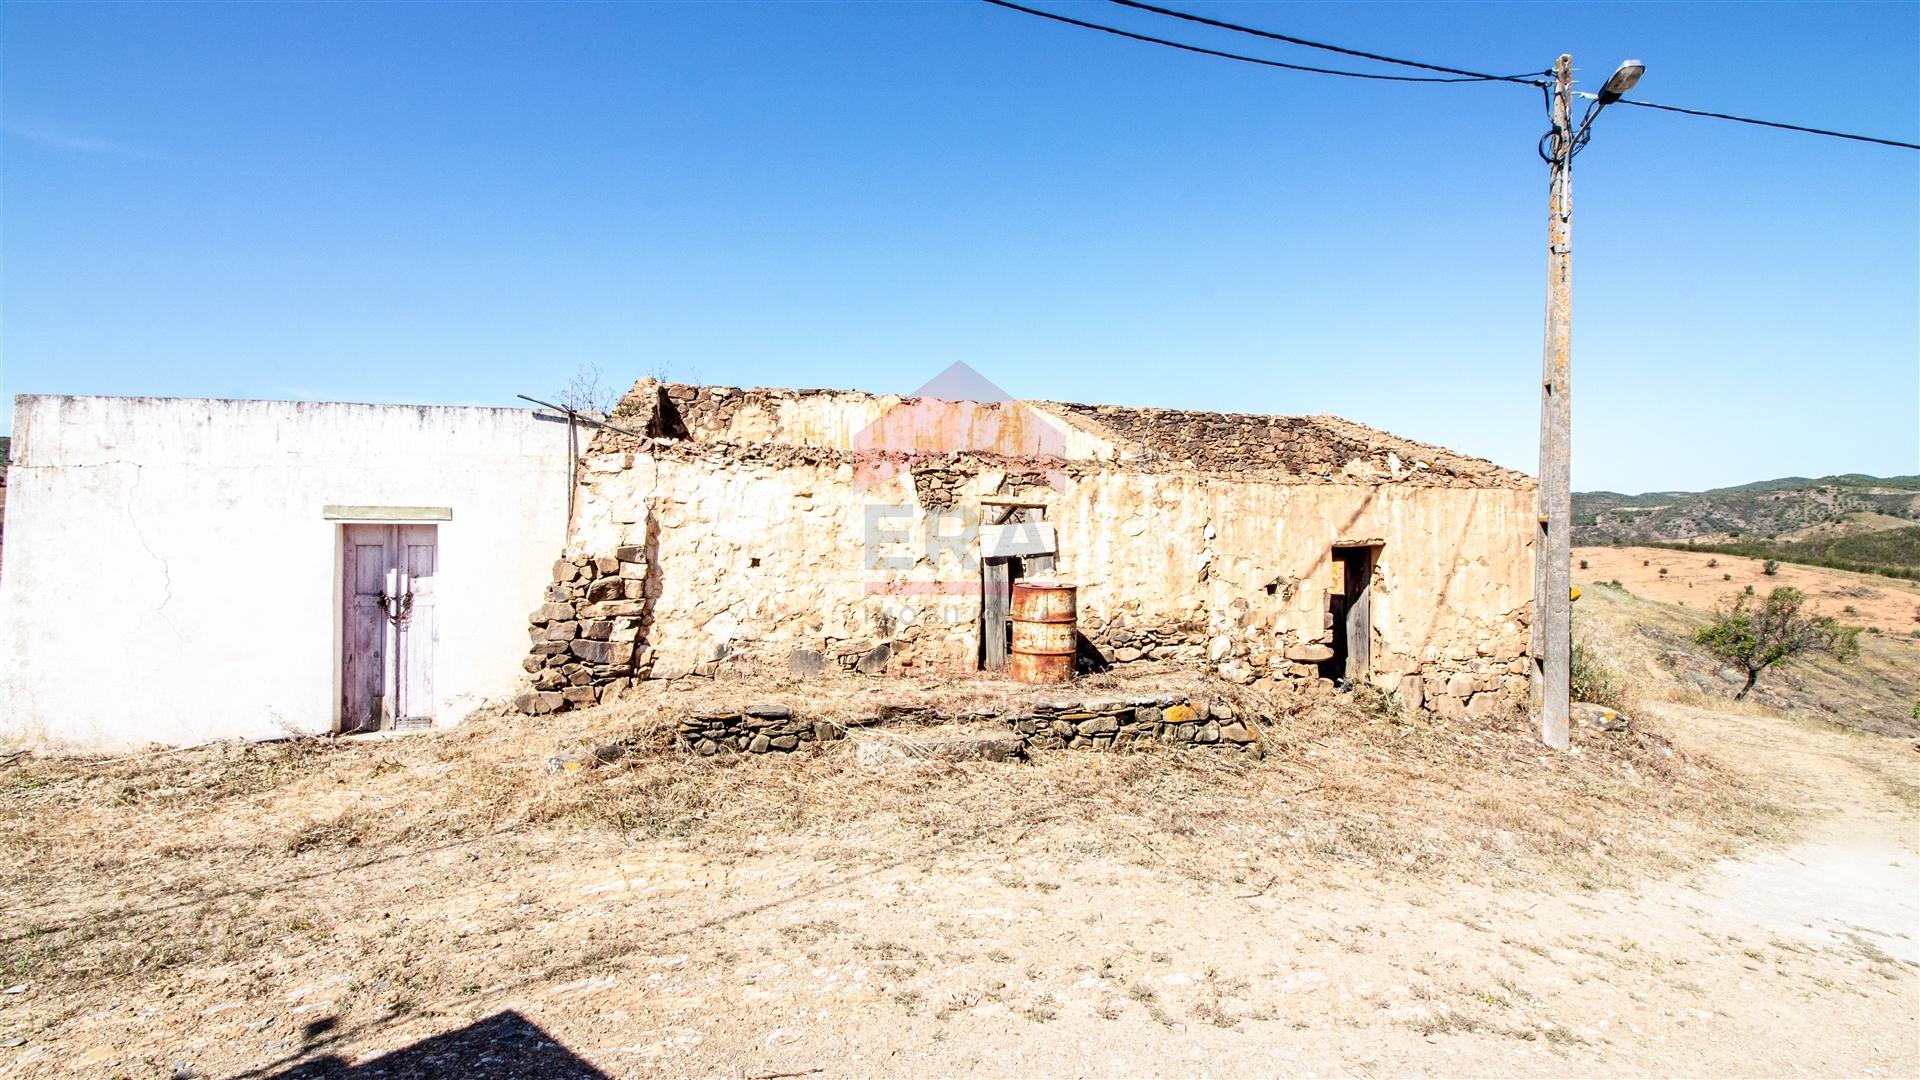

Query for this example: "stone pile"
[1009,695,1261,756]
[514,550,654,715]
[677,703,843,756]
[671,694,1261,758]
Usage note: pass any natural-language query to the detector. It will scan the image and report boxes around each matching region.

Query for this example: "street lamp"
[1599,60,1646,104]
[1532,55,1645,750]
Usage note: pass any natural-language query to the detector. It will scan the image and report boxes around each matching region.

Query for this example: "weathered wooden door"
[341,524,438,732]
[1345,559,1371,680]
[1338,546,1374,681]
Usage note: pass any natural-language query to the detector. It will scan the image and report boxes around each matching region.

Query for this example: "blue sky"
[2,0,1914,492]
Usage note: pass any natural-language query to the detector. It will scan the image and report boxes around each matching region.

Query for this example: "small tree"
[1693,587,1859,701]
[559,362,620,416]
[1762,559,1779,576]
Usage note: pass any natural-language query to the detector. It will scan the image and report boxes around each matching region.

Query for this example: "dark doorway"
[1322,545,1378,685]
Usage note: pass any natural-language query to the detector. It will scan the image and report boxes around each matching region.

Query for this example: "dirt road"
[465,704,1919,1077]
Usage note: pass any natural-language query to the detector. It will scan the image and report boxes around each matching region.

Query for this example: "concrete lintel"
[323,505,454,522]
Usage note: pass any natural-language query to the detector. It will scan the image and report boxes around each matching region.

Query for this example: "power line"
[1107,0,1919,152]
[979,0,1546,85]
[1578,92,1920,151]
[1105,0,1546,85]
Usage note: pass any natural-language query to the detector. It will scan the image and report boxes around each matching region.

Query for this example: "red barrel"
[1010,582,1076,684]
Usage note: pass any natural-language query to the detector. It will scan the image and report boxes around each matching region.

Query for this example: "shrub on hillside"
[1693,586,1860,701]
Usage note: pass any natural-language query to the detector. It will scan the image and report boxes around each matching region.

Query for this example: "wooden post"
[1533,54,1574,750]
[565,411,578,531]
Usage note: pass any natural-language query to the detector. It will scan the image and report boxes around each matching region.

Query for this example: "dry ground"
[2,584,1917,1078]
[1575,543,1920,632]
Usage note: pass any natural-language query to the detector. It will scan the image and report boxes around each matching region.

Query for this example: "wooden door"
[393,524,438,729]
[1341,547,1373,681]
[341,524,438,732]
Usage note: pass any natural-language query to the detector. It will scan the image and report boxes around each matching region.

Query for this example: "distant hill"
[1574,474,1920,545]
[1573,474,1920,579]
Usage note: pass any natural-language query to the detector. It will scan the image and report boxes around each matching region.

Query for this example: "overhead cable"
[1105,0,1548,85]
[980,0,1546,85]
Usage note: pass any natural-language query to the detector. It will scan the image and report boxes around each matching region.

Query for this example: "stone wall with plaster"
[519,382,1535,719]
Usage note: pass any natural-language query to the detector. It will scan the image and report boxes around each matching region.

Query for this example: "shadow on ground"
[265,1011,606,1079]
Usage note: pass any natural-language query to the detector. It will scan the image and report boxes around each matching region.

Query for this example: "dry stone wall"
[674,693,1261,758]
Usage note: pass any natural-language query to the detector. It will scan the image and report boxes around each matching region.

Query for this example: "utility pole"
[1532,53,1575,750]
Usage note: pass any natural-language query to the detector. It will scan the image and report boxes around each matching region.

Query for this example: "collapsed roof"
[596,380,1530,489]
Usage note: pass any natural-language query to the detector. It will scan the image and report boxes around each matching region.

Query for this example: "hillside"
[1574,473,1920,576]
[1574,544,1920,735]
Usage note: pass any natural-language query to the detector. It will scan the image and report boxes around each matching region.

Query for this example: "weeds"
[1571,640,1631,711]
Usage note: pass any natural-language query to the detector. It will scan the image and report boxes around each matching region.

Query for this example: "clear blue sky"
[3,1,1915,492]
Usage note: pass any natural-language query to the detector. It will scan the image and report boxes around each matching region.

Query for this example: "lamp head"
[1598,60,1645,105]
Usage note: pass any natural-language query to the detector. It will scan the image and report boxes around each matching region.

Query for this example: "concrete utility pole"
[1529,54,1646,749]
[1532,54,1575,751]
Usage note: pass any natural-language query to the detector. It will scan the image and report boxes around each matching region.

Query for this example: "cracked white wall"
[0,395,575,748]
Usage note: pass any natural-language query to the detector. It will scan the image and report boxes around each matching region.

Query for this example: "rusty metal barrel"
[1009,581,1077,684]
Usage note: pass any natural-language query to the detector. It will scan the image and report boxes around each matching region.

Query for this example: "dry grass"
[0,671,1786,1012]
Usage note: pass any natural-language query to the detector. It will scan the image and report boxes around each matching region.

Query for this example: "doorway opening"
[341,523,438,732]
[1322,544,1379,686]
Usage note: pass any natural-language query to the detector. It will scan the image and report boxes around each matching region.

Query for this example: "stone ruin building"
[516,379,1536,721]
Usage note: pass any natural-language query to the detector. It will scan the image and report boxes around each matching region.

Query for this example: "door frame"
[1325,542,1380,684]
[328,509,450,733]
[977,500,1054,672]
